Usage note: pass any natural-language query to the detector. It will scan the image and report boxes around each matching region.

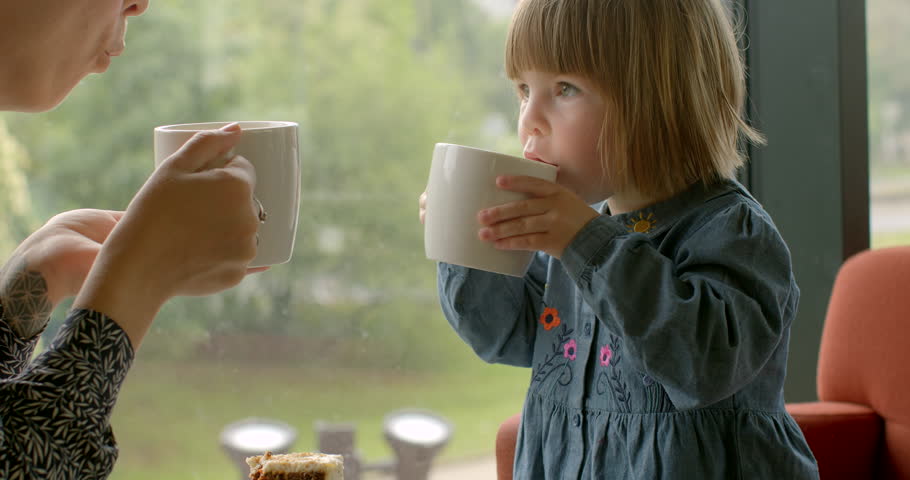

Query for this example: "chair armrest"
[786,401,883,479]
[496,413,522,480]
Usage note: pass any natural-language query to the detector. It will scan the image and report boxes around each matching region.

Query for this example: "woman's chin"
[17,85,75,113]
[92,53,113,74]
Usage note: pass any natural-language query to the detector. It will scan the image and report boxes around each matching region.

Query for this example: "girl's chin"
[557,179,609,204]
[579,189,613,206]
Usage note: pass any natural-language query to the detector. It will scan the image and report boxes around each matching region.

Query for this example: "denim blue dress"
[437,179,819,479]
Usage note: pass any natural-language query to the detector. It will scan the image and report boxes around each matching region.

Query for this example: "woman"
[0,1,266,477]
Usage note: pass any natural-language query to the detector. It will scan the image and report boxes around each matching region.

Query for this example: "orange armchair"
[786,246,910,479]
[496,246,910,479]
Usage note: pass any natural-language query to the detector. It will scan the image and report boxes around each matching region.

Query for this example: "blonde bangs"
[505,0,764,199]
[505,0,605,81]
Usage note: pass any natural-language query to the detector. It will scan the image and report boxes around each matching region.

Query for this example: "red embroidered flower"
[600,345,613,366]
[539,307,561,331]
[563,339,577,361]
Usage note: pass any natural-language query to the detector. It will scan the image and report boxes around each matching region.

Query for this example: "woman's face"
[0,0,150,112]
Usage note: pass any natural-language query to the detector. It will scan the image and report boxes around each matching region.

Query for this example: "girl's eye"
[516,83,530,99]
[558,82,580,97]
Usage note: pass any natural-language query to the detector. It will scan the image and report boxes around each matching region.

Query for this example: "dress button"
[573,414,581,427]
[584,323,592,336]
[642,375,654,386]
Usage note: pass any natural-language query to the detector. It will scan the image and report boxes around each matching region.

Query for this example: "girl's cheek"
[518,130,528,146]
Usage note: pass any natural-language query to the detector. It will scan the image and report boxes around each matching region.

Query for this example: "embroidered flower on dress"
[540,307,561,331]
[627,212,656,233]
[563,339,577,361]
[600,345,613,366]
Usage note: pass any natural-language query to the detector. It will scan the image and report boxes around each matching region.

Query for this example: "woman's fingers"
[220,153,257,191]
[164,123,242,172]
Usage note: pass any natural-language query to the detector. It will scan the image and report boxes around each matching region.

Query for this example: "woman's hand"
[3,209,123,304]
[477,175,600,259]
[0,209,122,338]
[73,124,263,348]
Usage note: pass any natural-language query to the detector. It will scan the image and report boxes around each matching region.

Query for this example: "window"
[868,0,910,248]
[1,1,522,478]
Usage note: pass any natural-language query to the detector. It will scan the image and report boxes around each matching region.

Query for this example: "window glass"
[1,1,523,478]
[869,0,910,248]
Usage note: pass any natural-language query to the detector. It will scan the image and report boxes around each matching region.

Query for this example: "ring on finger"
[253,196,268,223]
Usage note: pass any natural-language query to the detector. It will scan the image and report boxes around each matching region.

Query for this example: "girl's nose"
[519,98,549,137]
[124,0,150,17]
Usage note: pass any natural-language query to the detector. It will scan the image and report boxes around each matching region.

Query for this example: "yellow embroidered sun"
[627,212,656,233]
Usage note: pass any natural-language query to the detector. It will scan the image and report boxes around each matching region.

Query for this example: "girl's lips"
[524,153,557,167]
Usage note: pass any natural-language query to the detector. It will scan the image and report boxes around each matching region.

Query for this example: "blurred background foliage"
[3,0,520,366]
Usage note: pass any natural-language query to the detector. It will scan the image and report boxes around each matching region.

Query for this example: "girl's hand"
[418,191,428,225]
[477,175,599,259]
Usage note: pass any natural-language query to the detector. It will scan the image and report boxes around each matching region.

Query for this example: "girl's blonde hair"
[505,0,765,198]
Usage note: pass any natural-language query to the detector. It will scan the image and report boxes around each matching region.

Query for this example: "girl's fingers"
[478,197,548,226]
[479,214,549,241]
[495,175,560,195]
[494,232,547,252]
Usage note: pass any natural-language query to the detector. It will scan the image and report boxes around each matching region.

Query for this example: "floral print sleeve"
[0,309,135,480]
[0,302,41,380]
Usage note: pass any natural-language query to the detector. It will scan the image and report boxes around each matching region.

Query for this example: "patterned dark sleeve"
[0,309,135,479]
[0,301,41,380]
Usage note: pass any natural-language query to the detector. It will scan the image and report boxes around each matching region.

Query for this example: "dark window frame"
[736,0,869,401]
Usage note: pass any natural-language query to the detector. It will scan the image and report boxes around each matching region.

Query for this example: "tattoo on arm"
[0,256,53,340]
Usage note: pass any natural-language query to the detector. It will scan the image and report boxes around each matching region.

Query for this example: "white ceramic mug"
[154,121,300,267]
[424,143,558,277]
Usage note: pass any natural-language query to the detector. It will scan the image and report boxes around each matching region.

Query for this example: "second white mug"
[424,143,558,277]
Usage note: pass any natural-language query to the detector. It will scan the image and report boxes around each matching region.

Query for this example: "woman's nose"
[124,0,150,17]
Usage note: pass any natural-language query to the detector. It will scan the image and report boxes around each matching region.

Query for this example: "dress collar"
[597,179,750,236]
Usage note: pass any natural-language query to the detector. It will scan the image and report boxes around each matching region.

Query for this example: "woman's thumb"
[164,123,242,172]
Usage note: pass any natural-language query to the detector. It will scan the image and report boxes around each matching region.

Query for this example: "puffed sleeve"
[0,309,135,479]
[437,252,549,367]
[0,302,41,380]
[561,200,799,410]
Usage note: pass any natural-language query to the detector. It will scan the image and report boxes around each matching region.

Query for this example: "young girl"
[421,0,819,478]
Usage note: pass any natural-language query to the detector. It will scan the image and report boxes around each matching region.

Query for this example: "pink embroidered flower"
[600,345,613,366]
[563,339,577,361]
[540,307,561,331]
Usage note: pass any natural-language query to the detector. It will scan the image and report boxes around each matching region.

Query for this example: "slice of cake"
[246,451,344,480]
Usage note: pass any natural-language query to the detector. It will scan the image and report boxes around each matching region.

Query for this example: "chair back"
[816,246,910,479]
